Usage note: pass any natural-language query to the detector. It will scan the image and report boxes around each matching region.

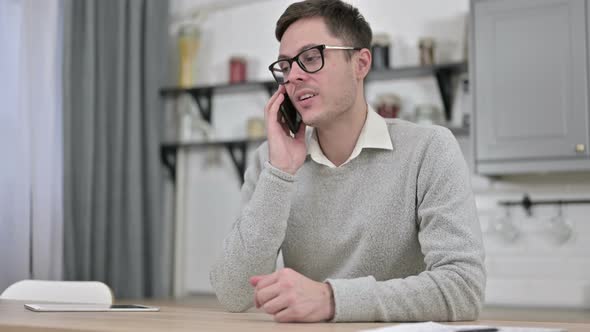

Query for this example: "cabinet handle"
[575,144,586,153]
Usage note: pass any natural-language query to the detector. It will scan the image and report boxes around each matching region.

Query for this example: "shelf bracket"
[225,142,248,185]
[188,88,213,123]
[434,67,457,121]
[160,145,177,181]
[160,141,254,186]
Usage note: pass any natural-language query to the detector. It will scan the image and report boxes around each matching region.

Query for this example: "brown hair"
[275,0,372,52]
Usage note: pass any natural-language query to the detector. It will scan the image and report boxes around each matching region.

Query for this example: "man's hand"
[265,85,307,175]
[249,268,335,323]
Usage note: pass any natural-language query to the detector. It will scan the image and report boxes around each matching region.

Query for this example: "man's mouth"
[298,93,317,101]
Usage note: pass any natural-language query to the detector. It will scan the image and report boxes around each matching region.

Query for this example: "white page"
[360,321,565,332]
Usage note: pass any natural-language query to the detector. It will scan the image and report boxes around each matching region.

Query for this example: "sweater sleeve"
[326,127,486,322]
[210,143,297,312]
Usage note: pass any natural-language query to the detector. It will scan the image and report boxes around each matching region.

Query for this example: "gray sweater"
[210,119,486,322]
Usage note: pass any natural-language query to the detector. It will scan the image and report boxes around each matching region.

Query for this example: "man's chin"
[304,117,329,130]
[302,120,319,129]
[301,113,322,128]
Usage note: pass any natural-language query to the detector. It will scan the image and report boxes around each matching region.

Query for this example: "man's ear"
[355,48,372,80]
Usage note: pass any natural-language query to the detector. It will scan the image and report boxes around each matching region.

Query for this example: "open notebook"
[360,322,565,332]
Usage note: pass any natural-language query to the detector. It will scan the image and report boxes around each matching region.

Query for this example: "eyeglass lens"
[270,47,323,84]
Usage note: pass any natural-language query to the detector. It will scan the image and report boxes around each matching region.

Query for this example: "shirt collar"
[306,105,393,168]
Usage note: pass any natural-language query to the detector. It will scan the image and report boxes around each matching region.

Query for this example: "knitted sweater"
[210,119,486,322]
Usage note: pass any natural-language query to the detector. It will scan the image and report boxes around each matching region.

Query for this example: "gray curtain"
[62,0,171,298]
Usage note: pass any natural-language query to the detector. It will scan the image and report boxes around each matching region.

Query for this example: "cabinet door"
[473,0,588,161]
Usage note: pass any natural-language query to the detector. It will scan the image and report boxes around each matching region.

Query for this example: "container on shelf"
[177,24,200,87]
[371,33,391,70]
[229,56,247,83]
[414,104,444,125]
[418,37,436,66]
[247,117,265,138]
[375,93,401,118]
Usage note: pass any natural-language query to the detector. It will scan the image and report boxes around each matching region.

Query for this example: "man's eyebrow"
[277,43,318,60]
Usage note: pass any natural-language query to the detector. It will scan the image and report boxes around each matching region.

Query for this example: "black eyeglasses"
[268,44,361,85]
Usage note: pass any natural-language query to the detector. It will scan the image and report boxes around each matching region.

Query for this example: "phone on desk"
[24,303,160,312]
[278,93,302,135]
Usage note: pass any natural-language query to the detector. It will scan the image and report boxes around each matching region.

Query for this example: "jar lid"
[372,33,391,46]
[178,24,200,37]
[230,56,247,62]
[376,93,401,105]
[419,37,435,48]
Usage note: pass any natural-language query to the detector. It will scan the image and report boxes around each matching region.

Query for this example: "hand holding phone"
[264,88,307,175]
[278,93,302,135]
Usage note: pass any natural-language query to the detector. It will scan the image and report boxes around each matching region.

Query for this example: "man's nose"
[286,61,307,83]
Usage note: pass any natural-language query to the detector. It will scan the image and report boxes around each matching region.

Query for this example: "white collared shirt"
[307,105,394,168]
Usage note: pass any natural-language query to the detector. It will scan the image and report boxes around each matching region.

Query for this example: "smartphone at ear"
[278,93,302,135]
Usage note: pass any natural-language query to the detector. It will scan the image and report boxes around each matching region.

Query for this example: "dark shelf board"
[160,81,276,97]
[160,123,468,150]
[159,62,468,97]
[367,62,467,81]
[161,137,266,150]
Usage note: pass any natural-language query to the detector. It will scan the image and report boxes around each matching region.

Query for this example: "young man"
[210,0,485,323]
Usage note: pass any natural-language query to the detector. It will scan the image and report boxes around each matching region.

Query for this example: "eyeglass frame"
[268,44,362,85]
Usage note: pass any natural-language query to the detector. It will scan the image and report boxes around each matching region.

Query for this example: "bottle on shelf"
[177,24,200,88]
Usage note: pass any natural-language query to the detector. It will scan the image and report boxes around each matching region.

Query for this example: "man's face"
[278,17,359,128]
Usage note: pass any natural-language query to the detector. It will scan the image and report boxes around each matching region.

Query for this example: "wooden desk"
[0,298,588,332]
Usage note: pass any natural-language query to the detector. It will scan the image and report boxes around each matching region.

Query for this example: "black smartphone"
[278,93,302,135]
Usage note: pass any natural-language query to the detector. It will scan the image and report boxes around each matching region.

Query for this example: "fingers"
[251,269,332,323]
[281,120,292,137]
[251,271,279,308]
[265,85,286,124]
[249,275,263,287]
[254,270,279,290]
[266,84,285,107]
[275,109,291,137]
[261,292,291,315]
[294,121,306,141]
[255,282,282,311]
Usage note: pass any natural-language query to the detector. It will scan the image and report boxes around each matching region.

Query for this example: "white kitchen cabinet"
[471,0,590,174]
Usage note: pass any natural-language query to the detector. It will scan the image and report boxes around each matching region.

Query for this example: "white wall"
[169,0,590,308]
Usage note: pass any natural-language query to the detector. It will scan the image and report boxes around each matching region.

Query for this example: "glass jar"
[177,25,200,87]
[247,117,265,138]
[371,33,391,70]
[229,56,247,83]
[375,93,401,118]
[414,104,443,125]
[418,37,436,66]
